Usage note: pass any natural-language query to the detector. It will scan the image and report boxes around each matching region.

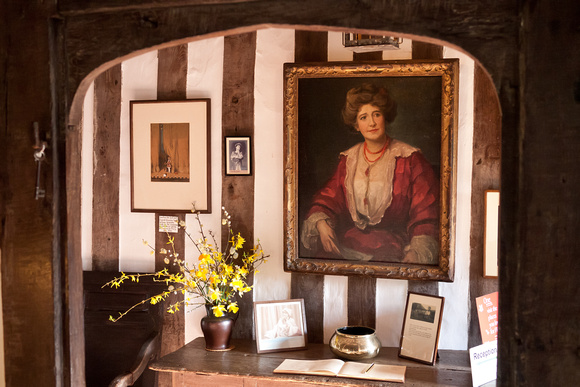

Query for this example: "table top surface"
[150,337,472,386]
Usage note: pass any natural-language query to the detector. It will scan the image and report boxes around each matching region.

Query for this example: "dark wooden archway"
[2,1,579,386]
[55,5,519,386]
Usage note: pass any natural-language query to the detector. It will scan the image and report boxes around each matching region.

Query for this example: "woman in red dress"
[300,83,440,264]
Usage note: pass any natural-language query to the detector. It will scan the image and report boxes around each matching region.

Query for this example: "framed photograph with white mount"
[283,60,459,281]
[398,292,445,365]
[130,99,211,213]
[254,299,308,354]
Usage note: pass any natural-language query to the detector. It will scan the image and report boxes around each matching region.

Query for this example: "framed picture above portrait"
[130,99,211,213]
[225,136,251,176]
[283,60,459,281]
[398,292,445,365]
[254,299,308,354]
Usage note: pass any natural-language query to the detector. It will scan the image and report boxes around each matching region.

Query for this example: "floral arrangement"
[103,207,268,321]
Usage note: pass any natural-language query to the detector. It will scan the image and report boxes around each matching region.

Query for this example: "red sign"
[475,291,498,343]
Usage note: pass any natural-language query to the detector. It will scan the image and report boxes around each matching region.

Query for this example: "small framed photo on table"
[254,299,307,353]
[225,136,251,175]
[399,292,445,365]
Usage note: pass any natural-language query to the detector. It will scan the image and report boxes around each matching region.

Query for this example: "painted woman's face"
[355,104,386,143]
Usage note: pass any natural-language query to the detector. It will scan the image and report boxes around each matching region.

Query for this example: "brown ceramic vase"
[200,306,236,351]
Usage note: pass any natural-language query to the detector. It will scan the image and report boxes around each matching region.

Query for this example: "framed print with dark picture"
[283,60,459,281]
[130,99,211,213]
[225,136,251,175]
[254,299,307,353]
[398,292,445,365]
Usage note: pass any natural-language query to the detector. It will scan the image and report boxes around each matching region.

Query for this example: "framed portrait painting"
[130,99,211,213]
[225,136,251,175]
[283,60,458,281]
[254,299,308,353]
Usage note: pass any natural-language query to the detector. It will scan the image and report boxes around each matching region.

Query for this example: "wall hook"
[33,122,47,200]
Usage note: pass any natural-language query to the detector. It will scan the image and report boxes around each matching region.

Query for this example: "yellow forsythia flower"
[235,234,245,249]
[230,278,244,291]
[227,302,239,313]
[213,304,226,317]
[209,287,221,301]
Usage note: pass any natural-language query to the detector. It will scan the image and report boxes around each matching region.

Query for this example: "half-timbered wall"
[80,28,491,350]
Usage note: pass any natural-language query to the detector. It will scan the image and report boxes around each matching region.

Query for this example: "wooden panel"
[349,47,382,328]
[67,116,86,386]
[347,276,376,328]
[290,30,328,344]
[84,271,164,387]
[294,30,328,62]
[92,64,122,271]
[500,1,580,385]
[156,44,188,387]
[412,41,443,60]
[221,33,256,340]
[1,1,58,385]
[468,64,500,347]
[156,45,188,101]
[408,41,442,296]
[353,51,382,61]
[290,273,324,343]
[58,0,257,16]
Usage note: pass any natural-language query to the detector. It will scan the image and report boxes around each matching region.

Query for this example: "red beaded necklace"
[363,139,389,163]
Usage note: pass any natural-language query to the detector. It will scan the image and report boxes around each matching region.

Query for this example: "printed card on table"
[476,291,498,343]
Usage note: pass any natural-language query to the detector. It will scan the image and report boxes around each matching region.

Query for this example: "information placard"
[476,292,498,343]
[469,340,497,387]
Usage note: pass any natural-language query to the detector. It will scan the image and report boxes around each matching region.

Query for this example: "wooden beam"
[468,64,500,347]
[290,30,327,344]
[156,45,188,387]
[221,32,256,340]
[92,64,122,271]
[347,276,376,328]
[349,47,382,330]
[412,41,443,60]
[407,41,442,297]
[1,1,59,385]
[353,51,383,61]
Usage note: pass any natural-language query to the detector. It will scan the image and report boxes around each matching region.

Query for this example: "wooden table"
[150,337,473,386]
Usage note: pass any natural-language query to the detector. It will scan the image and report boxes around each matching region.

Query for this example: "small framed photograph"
[254,299,308,353]
[130,99,211,213]
[225,136,251,175]
[398,292,445,365]
[484,190,500,278]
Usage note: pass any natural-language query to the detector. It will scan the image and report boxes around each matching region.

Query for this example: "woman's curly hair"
[341,83,397,129]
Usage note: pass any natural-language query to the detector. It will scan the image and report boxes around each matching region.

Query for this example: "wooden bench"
[84,271,166,387]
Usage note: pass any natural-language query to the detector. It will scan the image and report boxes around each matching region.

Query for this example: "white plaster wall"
[81,82,94,270]
[253,28,294,303]
[184,36,225,342]
[81,28,475,350]
[119,52,158,273]
[439,46,475,350]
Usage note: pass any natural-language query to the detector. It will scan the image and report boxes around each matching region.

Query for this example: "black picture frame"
[225,136,251,176]
[398,291,445,365]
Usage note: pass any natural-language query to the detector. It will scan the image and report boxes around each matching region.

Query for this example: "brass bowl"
[329,326,381,360]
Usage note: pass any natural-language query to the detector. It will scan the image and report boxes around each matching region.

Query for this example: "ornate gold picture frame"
[283,60,458,281]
